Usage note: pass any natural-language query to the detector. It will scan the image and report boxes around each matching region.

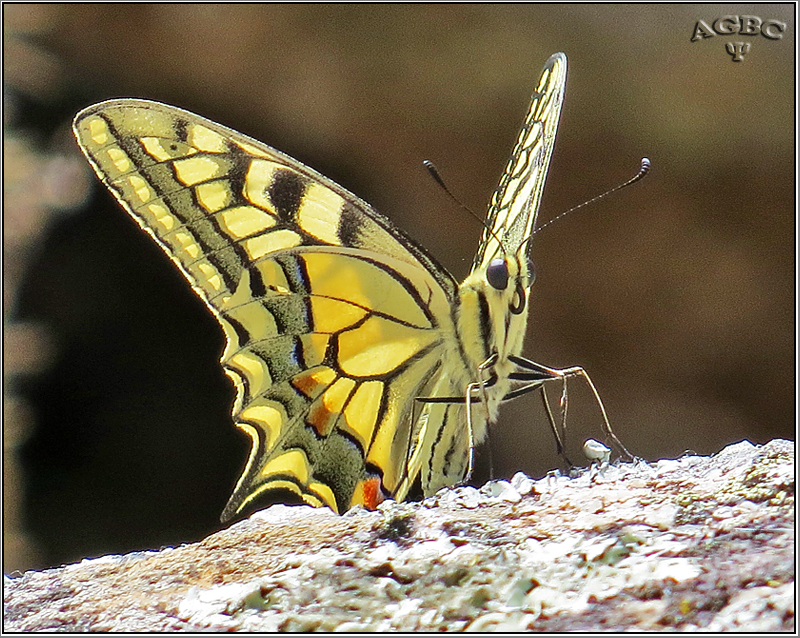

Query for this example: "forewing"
[473,52,566,270]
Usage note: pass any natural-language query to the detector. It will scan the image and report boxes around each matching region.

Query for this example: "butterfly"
[73,52,620,522]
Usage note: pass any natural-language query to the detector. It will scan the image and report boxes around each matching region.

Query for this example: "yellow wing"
[474,52,566,270]
[72,52,568,520]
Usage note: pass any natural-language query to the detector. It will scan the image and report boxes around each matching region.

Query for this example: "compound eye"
[486,258,509,290]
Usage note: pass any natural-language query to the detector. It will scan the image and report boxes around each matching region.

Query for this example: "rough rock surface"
[4,439,794,631]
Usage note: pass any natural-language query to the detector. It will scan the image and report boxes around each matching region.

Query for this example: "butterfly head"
[459,251,531,355]
[486,253,534,316]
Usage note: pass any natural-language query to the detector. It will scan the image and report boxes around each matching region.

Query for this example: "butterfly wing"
[73,52,568,519]
[73,100,460,518]
[473,52,566,270]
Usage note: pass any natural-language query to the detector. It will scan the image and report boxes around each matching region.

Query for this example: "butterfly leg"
[538,384,574,466]
[554,365,633,461]
[464,381,481,482]
[476,353,500,480]
[476,352,498,420]
[507,355,633,461]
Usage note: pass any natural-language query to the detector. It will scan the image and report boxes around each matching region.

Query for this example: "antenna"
[532,157,650,237]
[423,160,506,253]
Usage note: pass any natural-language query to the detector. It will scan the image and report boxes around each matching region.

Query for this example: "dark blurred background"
[4,5,794,572]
